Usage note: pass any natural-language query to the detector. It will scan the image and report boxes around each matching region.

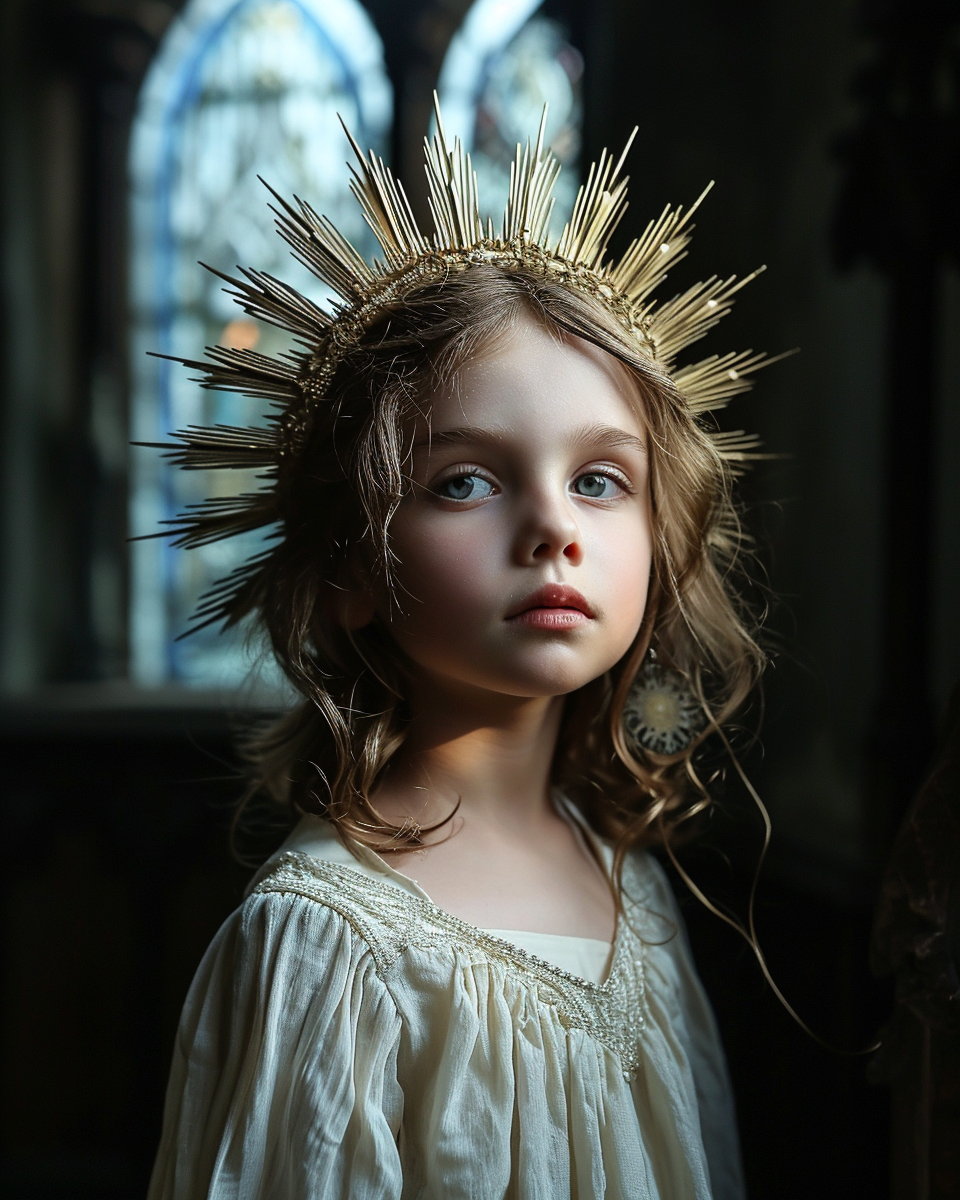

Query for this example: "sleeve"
[641,855,746,1200]
[147,890,404,1200]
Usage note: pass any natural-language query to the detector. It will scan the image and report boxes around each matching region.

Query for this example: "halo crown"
[143,98,782,633]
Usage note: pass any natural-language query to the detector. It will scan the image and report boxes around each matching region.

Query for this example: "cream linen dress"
[148,805,744,1200]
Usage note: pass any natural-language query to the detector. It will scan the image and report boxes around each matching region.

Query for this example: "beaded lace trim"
[254,852,649,1076]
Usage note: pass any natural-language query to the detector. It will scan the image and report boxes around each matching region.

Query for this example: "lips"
[506,583,595,623]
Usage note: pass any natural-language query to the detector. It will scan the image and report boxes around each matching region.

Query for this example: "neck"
[376,675,565,833]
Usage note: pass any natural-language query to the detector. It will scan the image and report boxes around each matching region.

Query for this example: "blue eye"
[437,474,494,501]
[574,472,620,498]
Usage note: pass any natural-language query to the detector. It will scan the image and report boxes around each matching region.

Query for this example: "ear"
[329,551,377,630]
[333,581,377,630]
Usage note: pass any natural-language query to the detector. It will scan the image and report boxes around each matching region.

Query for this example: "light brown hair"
[234,264,765,872]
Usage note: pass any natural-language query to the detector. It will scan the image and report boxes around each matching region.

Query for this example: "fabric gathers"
[148,814,744,1200]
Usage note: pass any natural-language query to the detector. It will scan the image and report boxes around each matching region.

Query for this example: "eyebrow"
[413,425,503,451]
[571,424,648,456]
[413,423,647,456]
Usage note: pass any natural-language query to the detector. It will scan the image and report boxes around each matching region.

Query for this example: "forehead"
[421,315,646,441]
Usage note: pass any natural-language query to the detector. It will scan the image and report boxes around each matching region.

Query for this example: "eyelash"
[434,471,496,502]
[576,467,632,495]
[432,465,634,501]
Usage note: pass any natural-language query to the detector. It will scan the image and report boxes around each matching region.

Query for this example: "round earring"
[622,654,707,757]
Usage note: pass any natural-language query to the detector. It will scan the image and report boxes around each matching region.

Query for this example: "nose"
[512,487,583,567]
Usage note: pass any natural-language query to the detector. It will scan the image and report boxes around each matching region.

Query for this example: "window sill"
[0,680,290,737]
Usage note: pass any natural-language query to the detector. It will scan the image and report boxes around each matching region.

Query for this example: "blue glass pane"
[436,0,583,235]
[129,0,392,688]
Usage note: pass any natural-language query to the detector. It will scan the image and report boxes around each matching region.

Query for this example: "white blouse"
[148,812,744,1200]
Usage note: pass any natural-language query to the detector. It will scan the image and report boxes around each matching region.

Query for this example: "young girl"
[147,110,771,1199]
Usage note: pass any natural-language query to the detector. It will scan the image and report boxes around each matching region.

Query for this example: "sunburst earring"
[622,652,707,757]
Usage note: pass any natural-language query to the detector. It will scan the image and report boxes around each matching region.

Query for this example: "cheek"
[384,512,500,625]
[588,505,654,621]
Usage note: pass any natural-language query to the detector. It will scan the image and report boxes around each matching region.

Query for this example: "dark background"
[1,0,959,1195]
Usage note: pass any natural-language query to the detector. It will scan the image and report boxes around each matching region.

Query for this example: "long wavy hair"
[233,264,765,875]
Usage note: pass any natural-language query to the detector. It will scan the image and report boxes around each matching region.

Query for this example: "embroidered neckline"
[254,851,649,1075]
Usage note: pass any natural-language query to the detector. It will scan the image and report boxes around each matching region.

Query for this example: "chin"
[498,645,620,697]
[489,663,610,699]
[409,641,623,700]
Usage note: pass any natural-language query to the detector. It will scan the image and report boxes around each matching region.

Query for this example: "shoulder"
[616,846,691,957]
[197,862,363,980]
[246,851,416,975]
[252,848,405,914]
[181,854,392,995]
[620,845,678,911]
[175,855,404,1049]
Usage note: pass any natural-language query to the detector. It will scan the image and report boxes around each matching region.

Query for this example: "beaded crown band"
[149,100,779,632]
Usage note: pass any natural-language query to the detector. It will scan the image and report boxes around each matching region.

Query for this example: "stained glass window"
[129,0,391,688]
[436,0,583,234]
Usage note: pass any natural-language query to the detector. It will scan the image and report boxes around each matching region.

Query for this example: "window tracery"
[129,0,391,686]
[436,0,583,236]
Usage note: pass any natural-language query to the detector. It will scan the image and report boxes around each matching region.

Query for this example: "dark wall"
[590,0,960,858]
[2,0,958,1196]
[0,715,250,1197]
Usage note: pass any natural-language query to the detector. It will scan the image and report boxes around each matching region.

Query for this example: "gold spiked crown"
[150,101,780,632]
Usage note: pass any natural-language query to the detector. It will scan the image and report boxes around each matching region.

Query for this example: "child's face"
[378,314,653,702]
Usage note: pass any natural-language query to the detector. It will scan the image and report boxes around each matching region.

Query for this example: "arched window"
[129,0,391,687]
[435,0,583,233]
